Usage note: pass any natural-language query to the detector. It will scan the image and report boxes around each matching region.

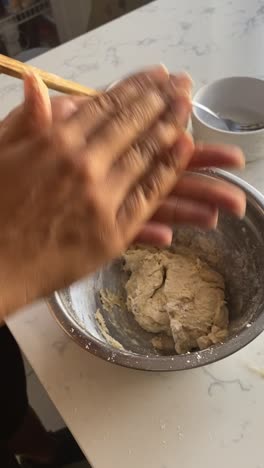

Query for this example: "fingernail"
[197,205,218,227]
[23,71,52,126]
[145,64,170,81]
[159,63,169,75]
[160,230,173,247]
[231,146,246,169]
[237,196,247,219]
[23,71,37,102]
[24,70,48,97]
[218,144,245,168]
[210,209,219,229]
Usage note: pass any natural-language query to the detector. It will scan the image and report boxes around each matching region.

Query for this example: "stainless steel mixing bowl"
[48,170,264,371]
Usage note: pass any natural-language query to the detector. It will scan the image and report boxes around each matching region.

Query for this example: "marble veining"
[1,0,264,112]
[203,368,252,397]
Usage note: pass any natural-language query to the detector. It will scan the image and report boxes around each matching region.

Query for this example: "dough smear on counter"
[123,248,229,354]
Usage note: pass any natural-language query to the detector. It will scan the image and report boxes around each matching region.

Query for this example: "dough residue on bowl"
[100,288,126,313]
[123,247,229,354]
[95,309,124,350]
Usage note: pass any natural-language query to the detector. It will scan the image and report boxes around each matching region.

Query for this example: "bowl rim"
[192,75,264,136]
[48,170,264,372]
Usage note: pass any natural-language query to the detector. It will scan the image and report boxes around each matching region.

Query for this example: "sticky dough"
[124,248,229,354]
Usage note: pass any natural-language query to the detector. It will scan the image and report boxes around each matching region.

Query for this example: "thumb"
[23,71,52,129]
[0,72,52,143]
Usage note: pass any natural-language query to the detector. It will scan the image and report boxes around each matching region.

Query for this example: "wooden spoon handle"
[0,54,99,97]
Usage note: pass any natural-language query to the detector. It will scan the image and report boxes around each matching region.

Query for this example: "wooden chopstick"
[0,54,98,97]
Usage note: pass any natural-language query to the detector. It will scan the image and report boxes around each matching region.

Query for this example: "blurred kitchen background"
[0,0,152,61]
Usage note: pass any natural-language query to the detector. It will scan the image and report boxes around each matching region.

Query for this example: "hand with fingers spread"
[0,66,191,318]
[0,66,245,320]
[50,84,246,247]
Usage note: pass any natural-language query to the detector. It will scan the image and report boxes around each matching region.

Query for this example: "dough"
[124,248,229,354]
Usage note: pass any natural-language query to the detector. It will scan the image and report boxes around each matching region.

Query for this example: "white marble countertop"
[3,0,264,467]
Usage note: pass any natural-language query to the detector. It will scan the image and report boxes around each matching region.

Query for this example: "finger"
[65,65,169,140]
[151,197,218,229]
[169,72,193,90]
[172,173,246,218]
[109,71,193,106]
[23,72,52,129]
[169,73,193,127]
[0,72,52,142]
[135,222,173,246]
[189,143,245,169]
[108,83,192,203]
[55,72,192,135]
[119,132,194,239]
[84,89,168,178]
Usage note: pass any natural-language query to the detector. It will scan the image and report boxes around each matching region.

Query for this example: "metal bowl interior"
[49,170,264,371]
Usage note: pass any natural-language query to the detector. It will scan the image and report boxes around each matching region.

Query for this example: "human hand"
[136,73,246,245]
[0,66,195,318]
[47,80,246,248]
[137,143,245,245]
